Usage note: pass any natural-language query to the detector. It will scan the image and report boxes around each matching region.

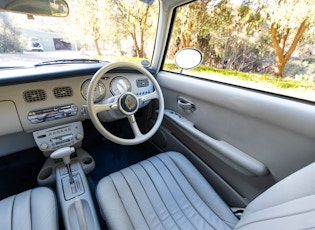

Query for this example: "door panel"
[155,71,315,206]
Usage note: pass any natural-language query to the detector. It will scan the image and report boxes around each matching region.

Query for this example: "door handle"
[177,96,196,111]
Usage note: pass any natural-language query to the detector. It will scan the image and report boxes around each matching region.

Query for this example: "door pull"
[177,96,196,111]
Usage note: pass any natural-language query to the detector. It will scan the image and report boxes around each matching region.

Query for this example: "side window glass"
[163,0,315,102]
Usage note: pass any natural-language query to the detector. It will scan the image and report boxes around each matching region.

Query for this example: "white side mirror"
[175,48,203,73]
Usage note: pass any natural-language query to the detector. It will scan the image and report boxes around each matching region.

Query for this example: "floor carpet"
[0,147,46,200]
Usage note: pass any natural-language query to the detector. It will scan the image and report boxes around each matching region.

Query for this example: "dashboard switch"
[76,133,83,141]
[40,143,49,150]
[33,121,84,152]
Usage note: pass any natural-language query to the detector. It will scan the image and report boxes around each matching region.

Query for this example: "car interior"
[0,0,315,229]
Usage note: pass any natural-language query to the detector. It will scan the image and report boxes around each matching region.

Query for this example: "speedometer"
[110,76,131,95]
[81,79,106,103]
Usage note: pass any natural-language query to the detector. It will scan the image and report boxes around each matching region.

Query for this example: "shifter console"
[33,121,84,152]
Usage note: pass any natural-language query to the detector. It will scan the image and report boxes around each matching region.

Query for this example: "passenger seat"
[0,187,58,230]
[96,151,315,230]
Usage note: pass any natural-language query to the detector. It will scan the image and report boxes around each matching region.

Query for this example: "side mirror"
[174,48,203,73]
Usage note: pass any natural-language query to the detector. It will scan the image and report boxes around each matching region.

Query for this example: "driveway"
[0,51,90,67]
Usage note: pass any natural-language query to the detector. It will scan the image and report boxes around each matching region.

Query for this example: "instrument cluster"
[80,74,152,103]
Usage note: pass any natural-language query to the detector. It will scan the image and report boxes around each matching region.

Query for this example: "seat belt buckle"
[231,207,245,219]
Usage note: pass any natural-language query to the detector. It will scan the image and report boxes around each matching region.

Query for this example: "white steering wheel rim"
[87,61,164,145]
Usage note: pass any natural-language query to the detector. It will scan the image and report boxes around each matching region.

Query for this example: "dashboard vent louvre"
[23,89,47,103]
[53,86,73,98]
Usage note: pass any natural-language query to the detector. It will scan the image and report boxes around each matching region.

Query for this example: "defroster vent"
[23,89,47,103]
[53,86,73,98]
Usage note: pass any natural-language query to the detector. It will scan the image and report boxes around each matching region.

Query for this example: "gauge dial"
[110,76,131,96]
[81,79,106,103]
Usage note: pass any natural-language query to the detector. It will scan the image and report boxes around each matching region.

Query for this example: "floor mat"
[86,140,159,183]
[0,147,46,200]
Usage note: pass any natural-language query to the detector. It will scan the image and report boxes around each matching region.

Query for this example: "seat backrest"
[0,187,58,230]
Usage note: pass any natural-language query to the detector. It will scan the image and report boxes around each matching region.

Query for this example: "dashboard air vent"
[53,86,73,98]
[23,89,47,103]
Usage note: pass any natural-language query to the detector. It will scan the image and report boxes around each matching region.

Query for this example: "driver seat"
[96,151,315,229]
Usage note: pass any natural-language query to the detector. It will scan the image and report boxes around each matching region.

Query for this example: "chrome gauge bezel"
[81,79,106,103]
[110,76,132,96]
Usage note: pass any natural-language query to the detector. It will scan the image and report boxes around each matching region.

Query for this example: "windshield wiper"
[0,66,28,70]
[34,59,104,67]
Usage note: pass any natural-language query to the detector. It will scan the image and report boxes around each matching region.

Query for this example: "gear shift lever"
[51,147,75,184]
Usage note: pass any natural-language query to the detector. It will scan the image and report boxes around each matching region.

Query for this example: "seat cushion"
[235,162,315,230]
[96,151,239,230]
[0,187,58,230]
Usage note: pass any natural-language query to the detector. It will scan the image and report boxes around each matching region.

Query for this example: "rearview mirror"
[175,48,203,73]
[0,0,69,17]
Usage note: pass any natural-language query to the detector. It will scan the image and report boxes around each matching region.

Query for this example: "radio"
[33,121,84,152]
[28,104,78,124]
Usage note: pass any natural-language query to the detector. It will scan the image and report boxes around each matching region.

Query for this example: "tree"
[106,0,158,58]
[66,0,105,56]
[262,0,314,77]
[168,0,266,70]
[175,0,212,49]
[0,12,23,52]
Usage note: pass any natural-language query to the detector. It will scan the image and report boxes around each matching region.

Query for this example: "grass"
[164,63,315,91]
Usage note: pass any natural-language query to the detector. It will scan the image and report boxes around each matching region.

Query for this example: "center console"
[55,160,100,230]
[34,121,100,230]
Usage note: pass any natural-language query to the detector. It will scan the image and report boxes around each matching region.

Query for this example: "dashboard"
[0,63,154,142]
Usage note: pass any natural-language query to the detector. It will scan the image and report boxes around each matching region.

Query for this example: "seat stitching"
[130,165,167,230]
[155,154,215,229]
[147,156,198,230]
[10,195,17,230]
[167,153,237,227]
[29,190,32,230]
[109,173,136,230]
[138,161,181,229]
[157,153,230,229]
[119,170,151,229]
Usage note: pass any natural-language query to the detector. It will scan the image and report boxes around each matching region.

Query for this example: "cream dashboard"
[0,63,155,138]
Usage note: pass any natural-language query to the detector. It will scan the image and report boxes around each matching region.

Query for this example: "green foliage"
[65,0,158,57]
[167,0,271,72]
[164,62,315,91]
[103,0,158,58]
[0,13,24,53]
[265,0,315,32]
[167,0,315,81]
[247,0,315,77]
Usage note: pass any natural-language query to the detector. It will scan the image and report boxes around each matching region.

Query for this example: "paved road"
[0,51,90,67]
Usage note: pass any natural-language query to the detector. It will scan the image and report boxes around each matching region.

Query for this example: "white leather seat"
[96,151,315,230]
[0,187,58,230]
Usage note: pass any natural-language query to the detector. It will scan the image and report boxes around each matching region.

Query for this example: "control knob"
[76,133,83,141]
[40,143,49,150]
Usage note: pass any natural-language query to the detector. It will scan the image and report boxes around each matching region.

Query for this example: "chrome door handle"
[177,96,196,111]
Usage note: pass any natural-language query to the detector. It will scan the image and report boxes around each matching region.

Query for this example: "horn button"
[119,92,139,115]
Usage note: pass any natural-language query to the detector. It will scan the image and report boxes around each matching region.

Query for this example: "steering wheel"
[87,62,164,145]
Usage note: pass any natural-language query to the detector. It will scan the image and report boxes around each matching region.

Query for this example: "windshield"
[0,0,158,68]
